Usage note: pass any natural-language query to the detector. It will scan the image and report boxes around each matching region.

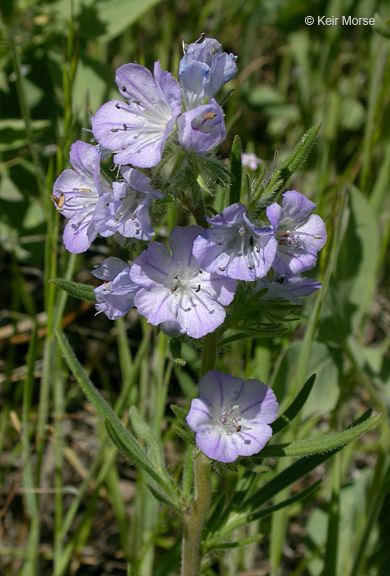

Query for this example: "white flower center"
[217,405,243,435]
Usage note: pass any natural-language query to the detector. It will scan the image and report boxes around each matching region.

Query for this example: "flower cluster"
[52,36,327,462]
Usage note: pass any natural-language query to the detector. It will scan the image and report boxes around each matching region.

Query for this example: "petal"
[153,61,182,117]
[120,167,162,198]
[116,63,165,111]
[201,272,236,306]
[234,424,273,457]
[91,257,129,280]
[174,292,226,339]
[186,398,213,430]
[69,141,99,185]
[169,225,204,266]
[177,100,226,154]
[198,371,244,409]
[134,287,176,325]
[196,429,239,463]
[281,190,316,223]
[266,202,282,232]
[63,217,96,254]
[131,242,172,287]
[92,100,165,168]
[238,381,278,424]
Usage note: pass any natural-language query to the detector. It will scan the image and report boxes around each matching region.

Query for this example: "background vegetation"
[0,0,389,574]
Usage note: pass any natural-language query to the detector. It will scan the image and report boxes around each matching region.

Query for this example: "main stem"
[181,332,217,576]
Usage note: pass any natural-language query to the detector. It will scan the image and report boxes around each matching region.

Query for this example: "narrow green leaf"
[241,412,378,513]
[129,406,165,468]
[170,404,189,424]
[229,135,242,205]
[145,482,180,511]
[205,533,262,552]
[250,123,321,217]
[55,330,177,501]
[50,278,96,303]
[259,413,381,458]
[272,374,316,434]
[220,480,321,535]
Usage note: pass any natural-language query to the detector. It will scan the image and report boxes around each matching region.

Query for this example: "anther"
[195,285,201,293]
[204,112,217,120]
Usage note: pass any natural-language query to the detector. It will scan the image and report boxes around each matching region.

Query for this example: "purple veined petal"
[62,215,97,254]
[200,272,236,306]
[116,63,165,110]
[266,202,282,232]
[69,141,99,186]
[177,99,226,155]
[197,370,244,409]
[153,61,182,118]
[169,225,204,267]
[134,286,176,326]
[130,242,172,288]
[195,428,239,463]
[279,190,316,224]
[186,398,213,429]
[120,166,163,198]
[91,257,130,281]
[238,381,278,423]
[256,276,321,305]
[174,292,227,339]
[207,51,238,98]
[232,425,273,457]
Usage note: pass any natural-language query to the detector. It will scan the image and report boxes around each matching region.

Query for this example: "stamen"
[51,193,65,210]
[195,285,201,293]
[204,112,217,120]
[313,234,322,239]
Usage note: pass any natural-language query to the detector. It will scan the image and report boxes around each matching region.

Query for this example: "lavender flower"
[179,36,238,109]
[94,167,162,241]
[242,152,262,170]
[256,275,321,305]
[91,62,182,168]
[51,141,111,253]
[130,226,236,339]
[92,257,139,320]
[177,99,226,155]
[193,203,277,281]
[266,190,327,276]
[186,370,278,463]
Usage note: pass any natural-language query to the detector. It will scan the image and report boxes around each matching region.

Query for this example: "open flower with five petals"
[91,62,182,168]
[51,141,111,253]
[130,226,236,339]
[187,370,278,463]
[266,190,327,276]
[193,203,277,281]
